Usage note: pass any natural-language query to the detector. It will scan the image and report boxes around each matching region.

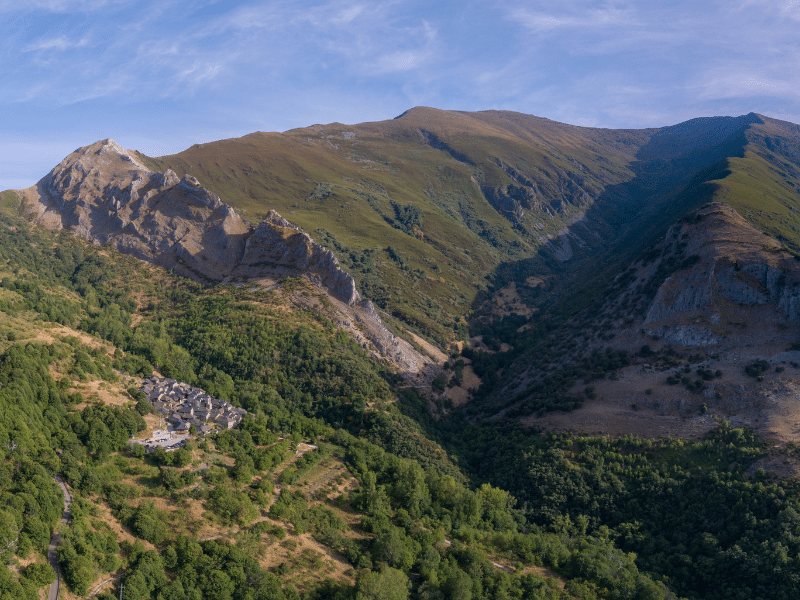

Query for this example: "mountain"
[4,108,800,600]
[19,139,436,380]
[12,109,800,424]
[140,110,800,342]
[138,107,656,345]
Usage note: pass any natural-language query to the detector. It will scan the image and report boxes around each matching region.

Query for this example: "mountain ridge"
[18,139,437,379]
[10,107,800,421]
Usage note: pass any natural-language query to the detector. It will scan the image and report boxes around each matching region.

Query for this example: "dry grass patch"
[88,499,153,551]
[405,330,448,364]
[69,379,129,408]
[255,528,355,593]
[124,493,220,540]
[33,326,112,352]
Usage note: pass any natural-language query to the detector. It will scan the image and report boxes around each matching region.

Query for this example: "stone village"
[133,376,248,450]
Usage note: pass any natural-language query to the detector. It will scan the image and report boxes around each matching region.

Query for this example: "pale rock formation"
[26,139,251,280]
[619,203,800,346]
[642,203,800,328]
[21,139,438,378]
[236,210,360,305]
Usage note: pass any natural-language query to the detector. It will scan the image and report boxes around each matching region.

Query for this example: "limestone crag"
[21,139,437,377]
[23,139,359,303]
[237,210,360,305]
[27,139,251,280]
[594,202,800,346]
[641,203,800,328]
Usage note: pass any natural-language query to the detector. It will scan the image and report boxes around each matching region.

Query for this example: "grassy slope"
[0,200,425,598]
[5,114,800,599]
[63,110,800,355]
[149,109,800,347]
[706,116,800,254]
[146,107,649,345]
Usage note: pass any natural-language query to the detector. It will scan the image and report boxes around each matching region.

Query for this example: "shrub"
[745,359,769,378]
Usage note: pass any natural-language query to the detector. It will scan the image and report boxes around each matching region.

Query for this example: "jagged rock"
[641,203,800,327]
[20,139,437,377]
[547,233,574,262]
[236,210,360,305]
[23,139,360,301]
[587,203,800,348]
[644,324,720,347]
[25,139,251,280]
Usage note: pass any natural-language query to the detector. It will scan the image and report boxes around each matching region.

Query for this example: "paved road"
[47,476,72,600]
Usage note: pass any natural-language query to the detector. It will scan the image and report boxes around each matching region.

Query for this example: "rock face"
[21,139,437,377]
[24,139,359,304]
[642,204,800,327]
[236,210,360,305]
[600,202,800,347]
[27,139,251,281]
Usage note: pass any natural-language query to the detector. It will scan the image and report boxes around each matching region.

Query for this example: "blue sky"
[1,0,799,190]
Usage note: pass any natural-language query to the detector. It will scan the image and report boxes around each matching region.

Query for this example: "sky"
[1,0,799,190]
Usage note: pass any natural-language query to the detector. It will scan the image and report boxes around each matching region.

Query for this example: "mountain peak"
[70,138,150,170]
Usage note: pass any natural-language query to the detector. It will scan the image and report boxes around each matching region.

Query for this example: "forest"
[0,207,797,600]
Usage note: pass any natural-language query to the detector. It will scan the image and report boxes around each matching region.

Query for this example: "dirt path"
[47,476,72,600]
[87,575,121,599]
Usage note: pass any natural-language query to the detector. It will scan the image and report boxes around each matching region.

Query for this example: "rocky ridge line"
[21,139,436,378]
[601,202,800,347]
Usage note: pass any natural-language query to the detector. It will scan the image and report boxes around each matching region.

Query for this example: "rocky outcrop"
[480,185,527,222]
[23,139,360,304]
[591,202,800,347]
[236,210,359,305]
[26,139,252,281]
[21,139,436,377]
[641,204,800,328]
[644,324,721,347]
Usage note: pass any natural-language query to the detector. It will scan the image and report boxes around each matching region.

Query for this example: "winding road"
[47,476,72,600]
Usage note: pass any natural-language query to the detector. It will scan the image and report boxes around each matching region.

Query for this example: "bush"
[745,359,769,378]
[24,563,56,587]
[130,501,168,545]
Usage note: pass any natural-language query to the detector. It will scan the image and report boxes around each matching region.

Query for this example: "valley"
[2,107,800,599]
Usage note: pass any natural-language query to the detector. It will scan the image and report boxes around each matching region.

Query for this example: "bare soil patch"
[521,340,800,477]
[406,330,448,364]
[69,379,129,407]
[487,281,536,318]
[442,362,481,407]
[255,527,355,592]
[31,325,112,353]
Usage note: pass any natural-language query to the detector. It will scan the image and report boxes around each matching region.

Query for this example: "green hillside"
[6,107,800,598]
[143,108,650,346]
[706,116,800,254]
[1,197,800,599]
[146,109,800,353]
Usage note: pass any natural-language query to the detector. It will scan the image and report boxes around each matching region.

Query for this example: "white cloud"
[509,3,639,32]
[177,61,222,85]
[0,0,132,13]
[25,35,89,52]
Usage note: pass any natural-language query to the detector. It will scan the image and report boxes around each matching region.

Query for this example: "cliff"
[236,210,360,305]
[20,139,436,377]
[599,202,800,346]
[23,139,359,302]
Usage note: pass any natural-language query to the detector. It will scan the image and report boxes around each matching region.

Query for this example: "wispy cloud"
[509,2,639,32]
[25,35,89,52]
[0,0,132,13]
